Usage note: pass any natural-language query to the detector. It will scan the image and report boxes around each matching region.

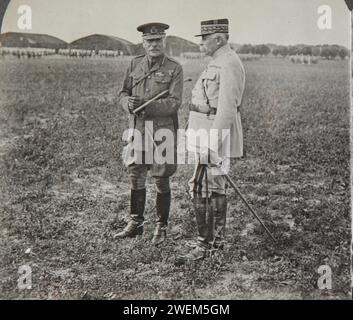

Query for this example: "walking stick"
[132,78,192,114]
[223,173,276,242]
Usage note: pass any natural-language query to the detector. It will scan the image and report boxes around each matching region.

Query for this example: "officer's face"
[143,37,166,58]
[199,34,220,56]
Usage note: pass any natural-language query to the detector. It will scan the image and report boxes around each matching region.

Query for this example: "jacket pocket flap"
[202,70,217,81]
[154,75,172,83]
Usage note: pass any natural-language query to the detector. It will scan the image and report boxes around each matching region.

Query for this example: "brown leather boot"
[179,244,209,261]
[177,195,211,263]
[151,192,170,245]
[211,193,227,249]
[114,189,146,239]
[151,223,167,245]
[114,220,143,239]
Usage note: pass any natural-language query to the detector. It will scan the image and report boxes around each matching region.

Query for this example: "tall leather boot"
[211,193,227,249]
[151,192,171,245]
[114,189,146,239]
[180,195,210,261]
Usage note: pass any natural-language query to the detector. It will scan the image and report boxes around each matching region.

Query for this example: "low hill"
[69,34,135,55]
[0,32,67,49]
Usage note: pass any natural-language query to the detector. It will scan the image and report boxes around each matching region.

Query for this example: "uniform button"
[148,76,151,79]
[146,89,150,92]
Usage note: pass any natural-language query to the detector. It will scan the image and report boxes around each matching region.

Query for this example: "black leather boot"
[179,196,211,262]
[194,195,213,246]
[151,192,171,245]
[114,189,146,239]
[211,193,227,249]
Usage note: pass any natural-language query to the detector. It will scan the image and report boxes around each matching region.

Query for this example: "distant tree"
[237,44,253,54]
[260,44,271,56]
[320,47,332,59]
[320,46,339,60]
[278,45,288,57]
[338,47,349,60]
[300,45,312,56]
[250,45,257,55]
[311,46,321,56]
[252,44,270,56]
[329,45,340,59]
[288,45,299,56]
[272,46,287,57]
[272,48,279,56]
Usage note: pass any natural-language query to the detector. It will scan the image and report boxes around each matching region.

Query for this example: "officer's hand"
[199,146,210,165]
[188,103,211,114]
[128,96,144,114]
[188,103,198,112]
[200,147,222,166]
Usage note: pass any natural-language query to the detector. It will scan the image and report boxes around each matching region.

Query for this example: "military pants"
[128,162,170,193]
[188,160,228,198]
[188,157,229,248]
[128,155,171,226]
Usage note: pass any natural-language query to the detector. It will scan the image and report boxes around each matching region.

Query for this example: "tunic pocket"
[201,69,218,82]
[154,74,172,84]
[153,74,172,92]
[201,69,219,104]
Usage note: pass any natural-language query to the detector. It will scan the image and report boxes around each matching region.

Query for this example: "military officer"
[115,22,183,245]
[182,19,246,260]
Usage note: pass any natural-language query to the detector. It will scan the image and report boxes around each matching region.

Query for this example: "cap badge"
[150,26,158,34]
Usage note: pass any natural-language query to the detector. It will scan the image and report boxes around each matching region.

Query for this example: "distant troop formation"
[0,47,56,59]
[289,54,319,64]
[58,48,125,58]
[0,47,125,59]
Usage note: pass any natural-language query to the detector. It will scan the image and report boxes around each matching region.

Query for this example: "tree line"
[236,44,349,60]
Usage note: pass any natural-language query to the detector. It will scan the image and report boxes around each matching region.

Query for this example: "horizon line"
[0,30,349,49]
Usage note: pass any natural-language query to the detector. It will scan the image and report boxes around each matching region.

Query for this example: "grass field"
[0,56,351,299]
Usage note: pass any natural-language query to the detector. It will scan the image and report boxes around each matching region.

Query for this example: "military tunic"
[188,44,246,197]
[118,54,183,179]
[191,43,245,158]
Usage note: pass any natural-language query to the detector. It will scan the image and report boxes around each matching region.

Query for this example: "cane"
[132,78,192,114]
[129,77,192,160]
[222,172,276,242]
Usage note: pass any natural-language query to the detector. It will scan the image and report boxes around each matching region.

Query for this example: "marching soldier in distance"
[181,18,246,261]
[115,22,183,245]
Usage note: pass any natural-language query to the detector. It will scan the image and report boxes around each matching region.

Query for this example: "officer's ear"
[142,39,150,51]
[215,35,223,46]
[161,36,166,49]
[216,34,228,46]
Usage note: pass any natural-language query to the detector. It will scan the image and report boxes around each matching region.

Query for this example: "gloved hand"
[128,96,144,114]
[199,146,210,165]
[189,103,212,114]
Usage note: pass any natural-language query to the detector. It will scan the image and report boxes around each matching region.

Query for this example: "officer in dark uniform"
[115,22,183,245]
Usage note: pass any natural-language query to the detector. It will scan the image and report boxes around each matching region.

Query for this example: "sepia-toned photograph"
[0,0,351,301]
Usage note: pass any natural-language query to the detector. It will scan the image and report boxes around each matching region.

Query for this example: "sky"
[1,0,350,47]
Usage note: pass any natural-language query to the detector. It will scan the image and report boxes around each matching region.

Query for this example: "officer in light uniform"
[115,22,183,245]
[183,19,246,260]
